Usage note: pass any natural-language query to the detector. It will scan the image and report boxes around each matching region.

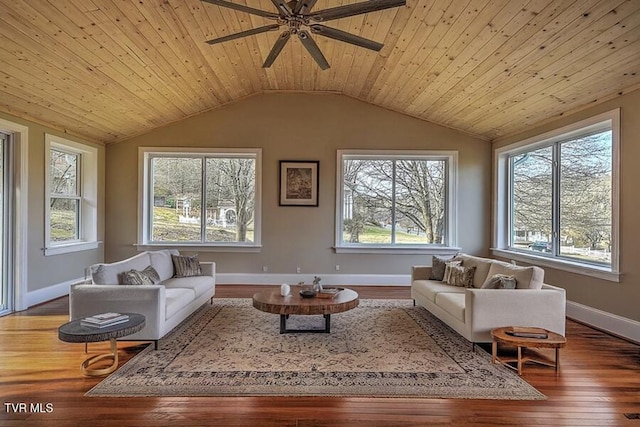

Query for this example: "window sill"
[135,243,262,253]
[334,246,461,255]
[490,248,621,282]
[44,241,100,256]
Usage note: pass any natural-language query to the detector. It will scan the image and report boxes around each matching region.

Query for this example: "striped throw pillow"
[171,254,202,277]
[121,265,161,285]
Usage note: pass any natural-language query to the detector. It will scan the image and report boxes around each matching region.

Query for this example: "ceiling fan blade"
[206,24,281,45]
[263,31,291,68]
[270,0,292,17]
[310,24,383,51]
[298,30,330,70]
[309,0,406,22]
[293,0,317,15]
[201,0,279,19]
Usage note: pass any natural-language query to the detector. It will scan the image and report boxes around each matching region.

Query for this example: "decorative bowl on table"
[299,289,317,298]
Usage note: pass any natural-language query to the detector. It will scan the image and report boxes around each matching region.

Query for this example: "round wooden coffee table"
[58,313,145,377]
[491,326,566,375]
[252,287,359,333]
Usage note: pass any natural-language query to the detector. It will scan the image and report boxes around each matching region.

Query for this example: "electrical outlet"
[262,266,268,272]
[335,264,340,271]
[296,267,301,274]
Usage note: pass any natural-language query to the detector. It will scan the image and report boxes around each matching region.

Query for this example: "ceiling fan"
[201,0,406,70]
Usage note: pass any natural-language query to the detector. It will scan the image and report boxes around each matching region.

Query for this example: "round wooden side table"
[491,326,566,375]
[58,313,145,377]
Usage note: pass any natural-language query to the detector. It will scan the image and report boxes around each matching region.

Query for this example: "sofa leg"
[210,297,214,305]
[154,340,159,350]
[413,299,416,306]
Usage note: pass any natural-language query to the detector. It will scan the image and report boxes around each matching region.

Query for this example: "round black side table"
[58,313,145,377]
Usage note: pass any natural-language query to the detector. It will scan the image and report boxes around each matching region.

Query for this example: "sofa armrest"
[69,284,165,338]
[465,287,566,339]
[199,261,216,281]
[411,266,432,282]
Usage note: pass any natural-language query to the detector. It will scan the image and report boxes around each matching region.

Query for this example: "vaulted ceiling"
[1,0,639,144]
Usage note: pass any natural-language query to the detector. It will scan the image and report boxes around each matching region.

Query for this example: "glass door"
[0,132,10,315]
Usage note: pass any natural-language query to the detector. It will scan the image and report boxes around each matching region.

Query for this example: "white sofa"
[411,253,566,344]
[69,249,215,349]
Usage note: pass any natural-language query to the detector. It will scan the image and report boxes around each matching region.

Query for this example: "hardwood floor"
[1,285,639,426]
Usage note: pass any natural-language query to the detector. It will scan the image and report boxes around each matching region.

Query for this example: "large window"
[45,134,98,255]
[336,150,457,252]
[139,148,261,248]
[494,110,619,280]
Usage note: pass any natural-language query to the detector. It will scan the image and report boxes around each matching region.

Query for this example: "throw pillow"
[121,265,161,286]
[484,262,544,289]
[442,260,463,283]
[446,265,476,288]
[453,253,493,288]
[481,274,517,289]
[172,254,202,277]
[91,264,108,285]
[429,255,455,281]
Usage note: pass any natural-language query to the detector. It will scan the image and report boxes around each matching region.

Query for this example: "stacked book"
[81,312,129,328]
[315,287,343,299]
[506,326,549,339]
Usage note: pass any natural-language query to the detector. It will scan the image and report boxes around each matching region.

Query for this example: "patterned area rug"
[87,298,545,399]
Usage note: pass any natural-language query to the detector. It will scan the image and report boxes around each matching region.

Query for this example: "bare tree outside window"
[342,156,448,245]
[49,149,80,242]
[510,130,612,265]
[206,158,255,242]
[149,154,257,244]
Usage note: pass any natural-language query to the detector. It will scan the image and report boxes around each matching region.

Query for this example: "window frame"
[492,109,620,282]
[44,134,99,256]
[334,149,459,255]
[137,147,262,252]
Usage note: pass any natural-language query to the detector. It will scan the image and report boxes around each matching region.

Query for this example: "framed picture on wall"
[279,160,319,206]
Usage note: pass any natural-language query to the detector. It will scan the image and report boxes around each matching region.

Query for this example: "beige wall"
[106,93,491,276]
[0,112,105,293]
[493,88,640,322]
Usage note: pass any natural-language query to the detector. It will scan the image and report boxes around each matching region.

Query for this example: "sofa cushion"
[446,265,476,288]
[91,252,151,285]
[454,254,493,288]
[121,265,161,286]
[412,280,466,303]
[172,254,202,277]
[434,292,466,322]
[149,249,180,282]
[163,275,214,298]
[481,274,517,289]
[165,288,196,319]
[485,261,544,289]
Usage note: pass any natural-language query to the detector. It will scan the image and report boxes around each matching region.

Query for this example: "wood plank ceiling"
[0,0,639,143]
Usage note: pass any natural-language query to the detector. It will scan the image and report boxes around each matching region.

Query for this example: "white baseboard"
[217,273,411,286]
[567,300,640,344]
[26,277,81,309]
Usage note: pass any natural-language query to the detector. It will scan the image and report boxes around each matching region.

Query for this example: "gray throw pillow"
[481,274,517,289]
[120,265,161,285]
[172,254,202,277]
[429,255,454,281]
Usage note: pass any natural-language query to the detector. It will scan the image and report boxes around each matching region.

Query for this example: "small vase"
[280,283,290,296]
